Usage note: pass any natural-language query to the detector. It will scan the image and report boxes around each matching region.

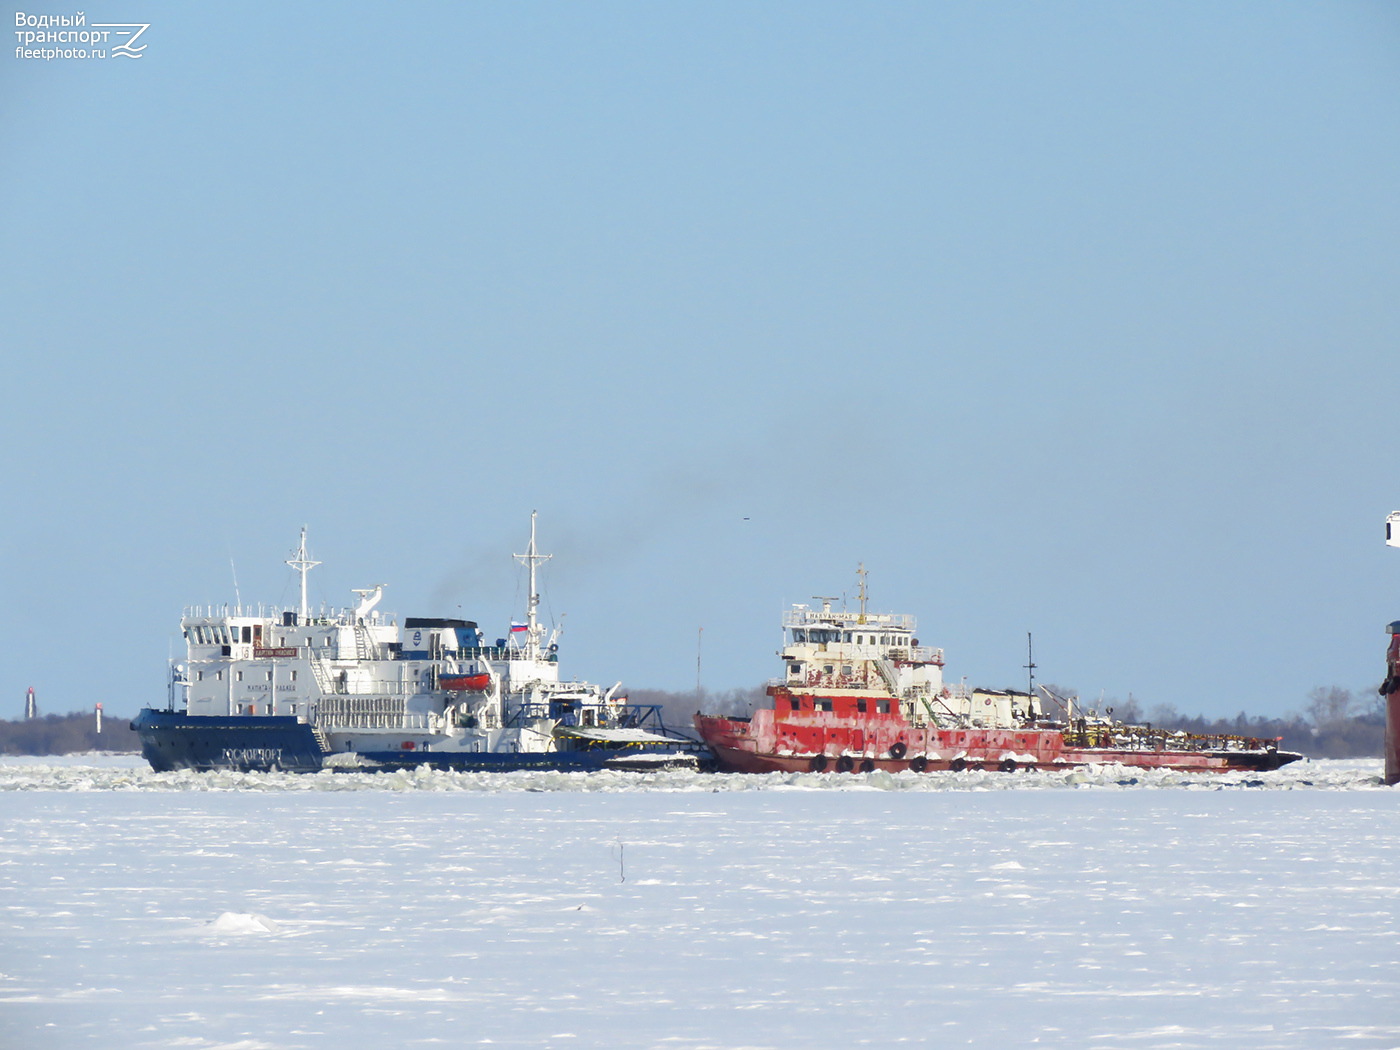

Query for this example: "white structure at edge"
[1387,510,1400,549]
[172,515,627,755]
[778,566,1044,729]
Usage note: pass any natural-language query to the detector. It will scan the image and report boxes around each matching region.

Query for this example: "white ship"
[132,515,700,772]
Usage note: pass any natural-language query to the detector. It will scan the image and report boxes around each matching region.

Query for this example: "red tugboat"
[696,569,1301,774]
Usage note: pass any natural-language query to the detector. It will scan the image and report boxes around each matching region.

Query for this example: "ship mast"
[513,511,552,658]
[856,563,868,624]
[285,526,321,619]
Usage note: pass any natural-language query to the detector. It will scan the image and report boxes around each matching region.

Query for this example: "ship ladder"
[875,657,901,696]
[311,726,331,754]
[308,659,337,696]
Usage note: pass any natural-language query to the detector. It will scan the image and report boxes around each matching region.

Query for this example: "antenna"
[285,526,321,619]
[697,626,704,696]
[230,558,241,612]
[812,596,840,616]
[1025,633,1037,705]
[856,563,868,623]
[513,511,552,659]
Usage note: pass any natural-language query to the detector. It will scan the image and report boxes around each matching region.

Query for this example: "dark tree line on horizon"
[0,711,142,755]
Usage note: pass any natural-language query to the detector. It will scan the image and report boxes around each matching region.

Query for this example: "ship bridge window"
[843,632,852,642]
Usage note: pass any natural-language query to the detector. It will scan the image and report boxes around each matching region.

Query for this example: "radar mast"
[285,526,321,618]
[513,511,552,658]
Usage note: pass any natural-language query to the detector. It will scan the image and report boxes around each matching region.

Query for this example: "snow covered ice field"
[1,756,1397,1049]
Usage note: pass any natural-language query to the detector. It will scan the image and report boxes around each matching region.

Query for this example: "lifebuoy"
[998,757,1017,773]
[809,754,829,772]
[835,755,855,773]
[909,756,928,773]
[859,758,876,773]
[949,757,967,772]
[888,741,907,760]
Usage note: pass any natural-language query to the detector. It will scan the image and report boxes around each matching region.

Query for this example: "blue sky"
[2,2,1398,719]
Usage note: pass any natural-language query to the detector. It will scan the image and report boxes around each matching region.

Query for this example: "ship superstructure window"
[216,671,222,681]
[196,671,204,682]
[236,671,243,682]
[266,670,273,681]
[241,626,251,643]
[290,670,298,682]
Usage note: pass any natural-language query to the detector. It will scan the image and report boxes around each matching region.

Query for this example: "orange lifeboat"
[440,672,491,692]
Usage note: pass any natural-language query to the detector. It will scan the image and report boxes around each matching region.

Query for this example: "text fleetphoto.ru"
[13,10,149,60]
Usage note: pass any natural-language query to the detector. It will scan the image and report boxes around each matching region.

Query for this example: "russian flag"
[509,621,528,633]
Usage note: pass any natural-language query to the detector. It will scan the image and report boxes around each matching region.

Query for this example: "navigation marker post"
[1384,511,1400,785]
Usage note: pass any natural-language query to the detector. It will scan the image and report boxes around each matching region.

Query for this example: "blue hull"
[132,708,325,772]
[132,709,701,774]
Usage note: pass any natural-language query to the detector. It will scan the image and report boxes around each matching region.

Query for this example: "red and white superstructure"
[696,570,1301,774]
